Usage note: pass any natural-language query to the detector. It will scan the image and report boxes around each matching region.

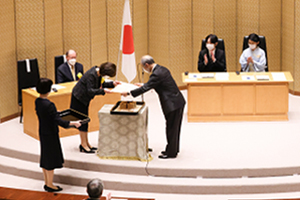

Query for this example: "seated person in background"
[86,178,110,200]
[57,49,84,83]
[198,34,226,72]
[239,33,267,72]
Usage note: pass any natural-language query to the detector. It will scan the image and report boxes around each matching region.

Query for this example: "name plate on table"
[110,101,145,115]
[59,109,90,128]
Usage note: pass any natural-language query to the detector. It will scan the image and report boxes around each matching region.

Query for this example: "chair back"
[242,35,268,71]
[201,38,227,72]
[17,58,40,106]
[54,55,66,83]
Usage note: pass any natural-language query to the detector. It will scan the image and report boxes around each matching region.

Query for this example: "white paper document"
[52,84,66,90]
[215,73,229,80]
[30,84,66,92]
[110,82,139,93]
[201,73,214,78]
[188,73,202,79]
[256,75,270,80]
[272,72,286,81]
[241,75,255,81]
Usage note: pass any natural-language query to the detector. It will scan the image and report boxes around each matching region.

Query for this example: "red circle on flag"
[122,25,134,54]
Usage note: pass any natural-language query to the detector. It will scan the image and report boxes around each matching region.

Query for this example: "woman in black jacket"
[35,78,81,192]
[70,62,120,153]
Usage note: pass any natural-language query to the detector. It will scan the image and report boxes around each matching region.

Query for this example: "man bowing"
[121,55,185,159]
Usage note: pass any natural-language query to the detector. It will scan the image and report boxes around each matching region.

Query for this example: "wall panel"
[63,0,90,71]
[215,0,237,72]
[44,0,63,81]
[133,0,148,83]
[294,1,300,91]
[90,0,107,67]
[15,0,46,77]
[237,0,259,70]
[0,0,17,118]
[282,0,295,91]
[192,0,214,72]
[260,0,281,71]
[169,0,192,85]
[107,0,125,81]
[148,0,169,67]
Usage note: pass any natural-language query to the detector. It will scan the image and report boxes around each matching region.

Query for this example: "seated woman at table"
[70,62,120,153]
[198,34,226,72]
[35,78,81,192]
[239,33,267,72]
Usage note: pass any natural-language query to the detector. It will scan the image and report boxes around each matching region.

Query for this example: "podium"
[183,72,294,122]
[97,104,150,161]
[22,81,120,140]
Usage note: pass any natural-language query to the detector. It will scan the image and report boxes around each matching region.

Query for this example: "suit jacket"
[131,64,186,116]
[72,66,114,106]
[197,48,226,72]
[57,62,84,83]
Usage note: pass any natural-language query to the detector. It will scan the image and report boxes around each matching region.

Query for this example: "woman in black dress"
[70,62,120,153]
[35,78,81,192]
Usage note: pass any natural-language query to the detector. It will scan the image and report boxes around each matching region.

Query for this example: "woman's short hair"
[248,33,260,43]
[205,34,218,44]
[97,62,116,77]
[36,78,53,94]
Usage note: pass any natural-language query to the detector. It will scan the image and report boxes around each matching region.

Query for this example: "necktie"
[71,66,76,80]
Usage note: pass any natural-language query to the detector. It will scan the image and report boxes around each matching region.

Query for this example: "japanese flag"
[120,0,137,83]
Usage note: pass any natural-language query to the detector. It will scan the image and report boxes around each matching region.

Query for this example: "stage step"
[1,154,300,195]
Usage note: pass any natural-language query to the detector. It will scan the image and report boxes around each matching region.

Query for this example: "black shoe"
[89,146,98,151]
[79,145,95,153]
[161,151,167,155]
[148,148,153,152]
[158,154,177,159]
[44,185,63,192]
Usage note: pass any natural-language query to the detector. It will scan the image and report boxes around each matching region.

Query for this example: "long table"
[22,81,120,140]
[182,72,294,122]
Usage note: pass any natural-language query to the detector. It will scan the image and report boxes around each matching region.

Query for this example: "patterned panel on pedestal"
[0,1,17,118]
[63,0,91,70]
[98,105,150,161]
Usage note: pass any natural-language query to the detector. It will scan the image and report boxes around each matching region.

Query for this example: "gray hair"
[87,178,104,198]
[140,55,155,66]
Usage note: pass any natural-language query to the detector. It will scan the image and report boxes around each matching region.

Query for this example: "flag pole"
[116,48,121,80]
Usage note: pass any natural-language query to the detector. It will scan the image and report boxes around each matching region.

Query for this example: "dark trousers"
[164,107,184,157]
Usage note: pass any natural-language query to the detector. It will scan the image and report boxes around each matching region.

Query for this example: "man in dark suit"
[121,55,186,159]
[57,49,84,83]
[198,34,226,72]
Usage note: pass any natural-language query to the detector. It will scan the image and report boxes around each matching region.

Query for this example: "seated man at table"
[198,34,226,72]
[57,49,84,83]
